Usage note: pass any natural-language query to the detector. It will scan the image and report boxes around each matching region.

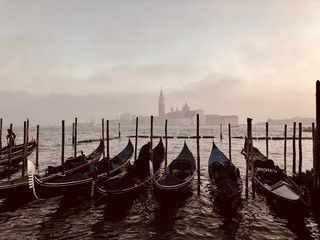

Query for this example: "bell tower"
[159,87,165,118]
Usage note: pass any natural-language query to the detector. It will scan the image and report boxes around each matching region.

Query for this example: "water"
[0,124,319,239]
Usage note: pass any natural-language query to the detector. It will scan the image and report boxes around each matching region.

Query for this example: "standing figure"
[6,129,16,147]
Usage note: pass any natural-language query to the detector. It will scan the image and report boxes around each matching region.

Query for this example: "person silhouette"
[6,129,16,147]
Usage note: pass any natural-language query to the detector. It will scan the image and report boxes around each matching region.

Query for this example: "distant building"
[159,87,165,118]
[161,102,205,125]
[110,88,239,126]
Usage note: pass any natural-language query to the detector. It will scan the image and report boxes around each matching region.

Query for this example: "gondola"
[0,138,37,166]
[94,138,165,201]
[153,141,196,204]
[1,138,34,155]
[208,140,243,208]
[241,140,308,208]
[0,139,104,200]
[29,139,133,199]
[97,138,134,177]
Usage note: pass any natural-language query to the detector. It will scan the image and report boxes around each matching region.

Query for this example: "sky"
[0,0,319,126]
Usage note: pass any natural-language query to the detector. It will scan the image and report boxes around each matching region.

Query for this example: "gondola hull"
[153,142,196,204]
[241,140,307,208]
[97,138,134,177]
[0,140,104,200]
[208,141,243,209]
[153,174,195,204]
[0,138,37,166]
[31,173,94,199]
[95,138,165,202]
[30,139,134,199]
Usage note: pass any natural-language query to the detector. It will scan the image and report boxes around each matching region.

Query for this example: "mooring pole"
[228,123,232,162]
[102,118,105,159]
[165,119,168,167]
[293,122,296,175]
[134,117,138,161]
[197,114,201,195]
[220,124,223,140]
[26,119,29,148]
[298,122,303,182]
[106,119,110,176]
[150,115,154,190]
[74,117,77,158]
[315,80,320,189]
[312,122,315,183]
[22,121,26,177]
[61,120,65,175]
[284,124,287,174]
[0,118,2,155]
[36,125,39,168]
[245,119,251,198]
[312,122,315,143]
[118,123,121,138]
[23,121,28,177]
[7,123,13,180]
[249,119,255,198]
[266,122,269,159]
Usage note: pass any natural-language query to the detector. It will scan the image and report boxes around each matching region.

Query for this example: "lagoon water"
[0,124,319,239]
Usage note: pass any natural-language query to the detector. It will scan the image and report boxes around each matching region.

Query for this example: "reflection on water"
[0,125,319,239]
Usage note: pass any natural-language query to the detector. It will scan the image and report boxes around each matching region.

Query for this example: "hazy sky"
[0,0,319,125]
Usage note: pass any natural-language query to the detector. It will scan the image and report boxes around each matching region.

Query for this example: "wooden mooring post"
[22,121,27,177]
[61,120,65,175]
[314,80,320,190]
[7,123,13,180]
[150,115,154,190]
[228,123,231,162]
[245,118,254,198]
[106,120,110,176]
[298,122,303,182]
[284,124,287,174]
[134,117,138,161]
[220,124,223,140]
[293,122,296,175]
[266,122,269,159]
[74,117,77,158]
[197,114,201,195]
[36,125,39,168]
[165,119,168,167]
[0,118,2,155]
[101,118,105,159]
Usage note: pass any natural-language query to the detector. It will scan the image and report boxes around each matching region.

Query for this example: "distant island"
[109,88,238,126]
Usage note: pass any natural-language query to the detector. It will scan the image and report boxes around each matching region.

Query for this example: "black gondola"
[1,138,33,155]
[241,140,308,208]
[94,138,165,201]
[0,139,104,200]
[153,141,196,204]
[208,140,243,208]
[0,138,37,166]
[29,139,134,199]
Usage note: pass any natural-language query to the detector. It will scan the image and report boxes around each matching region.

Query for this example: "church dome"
[182,103,190,112]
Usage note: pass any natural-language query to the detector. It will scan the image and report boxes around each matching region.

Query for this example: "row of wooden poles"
[0,119,40,179]
[0,111,312,194]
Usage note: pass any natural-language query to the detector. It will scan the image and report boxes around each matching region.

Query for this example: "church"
[154,88,206,126]
[110,88,238,126]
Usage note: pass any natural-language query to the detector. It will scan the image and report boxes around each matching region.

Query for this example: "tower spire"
[159,87,165,117]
